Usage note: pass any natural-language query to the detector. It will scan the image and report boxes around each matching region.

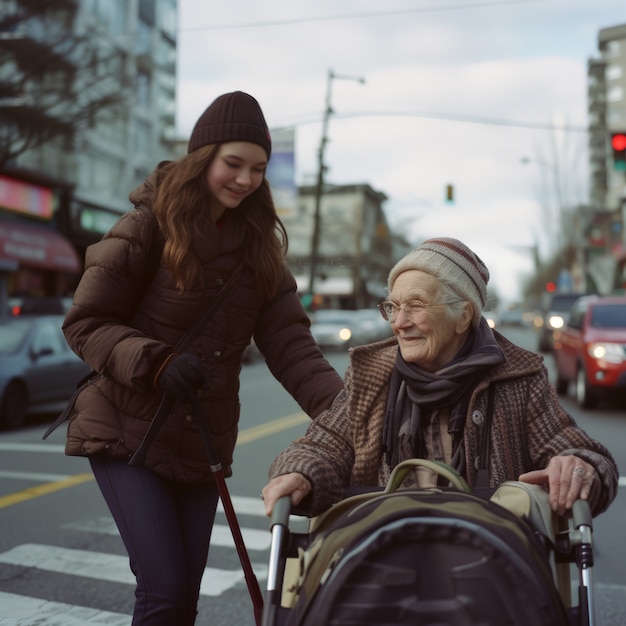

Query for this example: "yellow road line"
[0,473,94,510]
[237,412,308,444]
[0,413,308,509]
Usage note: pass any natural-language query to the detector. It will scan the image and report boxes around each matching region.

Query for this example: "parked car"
[7,296,73,317]
[536,292,594,352]
[553,295,626,408]
[0,315,92,429]
[482,311,499,329]
[499,307,526,327]
[352,308,394,344]
[309,309,369,351]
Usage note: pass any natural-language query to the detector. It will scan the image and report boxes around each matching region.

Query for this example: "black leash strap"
[128,393,173,466]
[128,263,244,466]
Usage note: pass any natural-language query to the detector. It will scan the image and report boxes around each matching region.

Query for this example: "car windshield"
[591,304,626,328]
[550,295,584,312]
[313,310,355,324]
[0,320,31,354]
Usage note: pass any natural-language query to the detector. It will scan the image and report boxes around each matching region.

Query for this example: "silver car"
[0,315,92,429]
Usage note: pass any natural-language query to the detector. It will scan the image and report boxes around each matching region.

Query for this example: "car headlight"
[548,314,564,330]
[339,328,352,342]
[588,342,626,364]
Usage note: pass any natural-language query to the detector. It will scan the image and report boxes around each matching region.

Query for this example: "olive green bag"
[282,459,571,626]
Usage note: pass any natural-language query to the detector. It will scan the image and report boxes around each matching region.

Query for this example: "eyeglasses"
[377,299,465,323]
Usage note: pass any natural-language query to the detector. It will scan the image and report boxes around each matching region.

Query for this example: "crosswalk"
[0,495,301,625]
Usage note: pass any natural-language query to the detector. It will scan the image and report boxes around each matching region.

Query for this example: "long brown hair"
[152,145,288,297]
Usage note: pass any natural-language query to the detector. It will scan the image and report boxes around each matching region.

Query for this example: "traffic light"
[611,132,626,171]
[545,281,557,293]
[445,184,454,203]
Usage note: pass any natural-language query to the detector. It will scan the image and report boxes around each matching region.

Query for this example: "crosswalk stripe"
[0,544,268,597]
[218,494,266,517]
[0,470,71,482]
[62,518,272,551]
[0,590,130,625]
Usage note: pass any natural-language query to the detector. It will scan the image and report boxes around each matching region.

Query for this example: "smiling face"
[389,270,473,371]
[205,141,268,221]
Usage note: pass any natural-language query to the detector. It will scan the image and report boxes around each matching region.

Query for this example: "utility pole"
[307,69,365,306]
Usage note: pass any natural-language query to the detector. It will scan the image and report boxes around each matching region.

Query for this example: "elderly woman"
[262,237,618,518]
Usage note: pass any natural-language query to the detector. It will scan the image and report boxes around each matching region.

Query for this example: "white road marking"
[0,544,268,597]
[0,470,71,482]
[62,517,272,551]
[0,443,65,453]
[0,590,130,625]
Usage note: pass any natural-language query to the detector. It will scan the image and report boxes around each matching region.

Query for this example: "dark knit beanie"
[187,91,272,158]
[388,237,489,328]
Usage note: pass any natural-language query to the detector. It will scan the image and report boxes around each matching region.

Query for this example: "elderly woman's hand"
[518,455,596,516]
[261,473,312,517]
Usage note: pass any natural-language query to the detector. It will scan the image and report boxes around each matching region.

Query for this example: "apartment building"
[0,0,176,304]
[587,23,626,292]
[283,183,393,309]
[588,23,626,212]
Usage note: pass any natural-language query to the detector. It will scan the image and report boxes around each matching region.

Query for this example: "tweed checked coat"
[269,333,618,517]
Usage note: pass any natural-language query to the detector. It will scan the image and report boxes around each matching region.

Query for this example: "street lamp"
[308,69,365,304]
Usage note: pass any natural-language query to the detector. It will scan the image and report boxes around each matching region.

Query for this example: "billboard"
[266,127,297,218]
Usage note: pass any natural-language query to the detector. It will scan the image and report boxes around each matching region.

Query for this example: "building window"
[135,119,151,153]
[136,20,152,56]
[139,0,156,26]
[137,71,151,108]
[607,85,624,102]
[159,0,177,41]
[605,40,621,58]
[606,64,623,81]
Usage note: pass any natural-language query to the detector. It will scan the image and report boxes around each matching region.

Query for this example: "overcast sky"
[176,0,625,303]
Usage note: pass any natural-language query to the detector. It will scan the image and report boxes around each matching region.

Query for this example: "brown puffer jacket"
[62,172,343,483]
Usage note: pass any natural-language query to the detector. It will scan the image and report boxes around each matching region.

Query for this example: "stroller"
[261,459,595,626]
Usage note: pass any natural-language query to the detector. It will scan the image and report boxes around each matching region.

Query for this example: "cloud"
[176,0,625,302]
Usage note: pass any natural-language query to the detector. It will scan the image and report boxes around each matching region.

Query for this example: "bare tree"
[0,0,128,167]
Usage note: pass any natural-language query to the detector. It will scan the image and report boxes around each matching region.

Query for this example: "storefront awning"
[0,221,81,274]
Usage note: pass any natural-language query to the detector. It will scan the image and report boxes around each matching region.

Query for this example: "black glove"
[157,353,208,400]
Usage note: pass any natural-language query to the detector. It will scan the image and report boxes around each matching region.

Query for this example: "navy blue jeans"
[89,455,219,626]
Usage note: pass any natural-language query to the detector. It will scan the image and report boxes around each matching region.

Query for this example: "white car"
[310,309,367,350]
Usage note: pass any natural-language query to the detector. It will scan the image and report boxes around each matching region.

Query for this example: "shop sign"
[0,175,55,219]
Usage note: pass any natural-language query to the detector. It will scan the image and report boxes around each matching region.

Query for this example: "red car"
[553,295,626,408]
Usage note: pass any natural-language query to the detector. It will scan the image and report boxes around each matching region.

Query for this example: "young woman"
[60,91,344,625]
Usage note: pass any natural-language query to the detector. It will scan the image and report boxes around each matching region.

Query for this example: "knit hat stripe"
[420,238,488,299]
[387,237,489,328]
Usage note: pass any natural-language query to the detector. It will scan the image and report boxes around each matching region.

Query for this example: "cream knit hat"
[387,237,489,328]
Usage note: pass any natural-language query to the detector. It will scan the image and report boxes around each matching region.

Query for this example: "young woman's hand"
[157,353,208,400]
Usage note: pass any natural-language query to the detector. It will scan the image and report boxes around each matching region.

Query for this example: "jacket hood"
[128,161,175,209]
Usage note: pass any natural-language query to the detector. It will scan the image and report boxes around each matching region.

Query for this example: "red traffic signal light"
[545,281,557,293]
[612,133,626,151]
[611,133,626,171]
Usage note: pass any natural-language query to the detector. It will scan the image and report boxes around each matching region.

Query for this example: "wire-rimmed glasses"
[377,299,465,323]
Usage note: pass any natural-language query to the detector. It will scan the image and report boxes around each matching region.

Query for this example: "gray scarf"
[382,317,505,473]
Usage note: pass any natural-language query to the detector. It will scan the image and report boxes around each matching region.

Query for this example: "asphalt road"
[0,324,624,625]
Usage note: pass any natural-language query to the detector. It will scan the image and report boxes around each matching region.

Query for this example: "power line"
[179,0,544,32]
[273,110,589,134]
